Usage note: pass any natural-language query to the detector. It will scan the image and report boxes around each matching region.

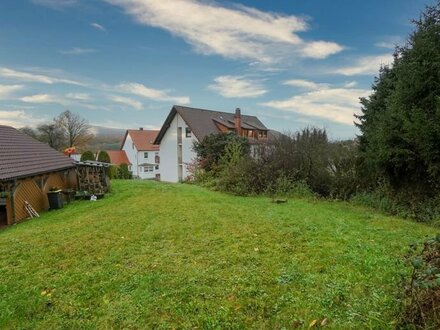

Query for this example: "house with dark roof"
[120,129,160,179]
[154,105,272,182]
[0,125,77,225]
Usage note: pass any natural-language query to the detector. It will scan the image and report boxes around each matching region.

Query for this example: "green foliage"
[97,150,111,163]
[357,2,440,198]
[193,132,250,171]
[108,165,118,180]
[0,180,436,328]
[399,235,440,329]
[80,150,95,161]
[117,163,132,179]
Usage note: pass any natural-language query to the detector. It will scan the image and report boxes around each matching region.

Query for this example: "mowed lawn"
[0,181,436,329]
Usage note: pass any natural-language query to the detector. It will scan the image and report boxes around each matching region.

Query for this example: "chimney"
[234,108,242,136]
[139,127,144,131]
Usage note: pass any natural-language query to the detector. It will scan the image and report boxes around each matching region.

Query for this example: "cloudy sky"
[0,0,433,138]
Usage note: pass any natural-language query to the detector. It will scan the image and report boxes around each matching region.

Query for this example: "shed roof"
[121,129,159,151]
[0,125,75,181]
[154,105,268,144]
[106,150,131,165]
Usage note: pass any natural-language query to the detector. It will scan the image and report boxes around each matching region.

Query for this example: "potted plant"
[47,186,63,210]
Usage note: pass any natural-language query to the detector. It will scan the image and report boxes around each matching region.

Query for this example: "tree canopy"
[356,2,440,196]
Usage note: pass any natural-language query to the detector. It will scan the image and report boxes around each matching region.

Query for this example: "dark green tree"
[193,132,250,171]
[357,2,440,196]
[80,150,95,161]
[97,150,111,163]
[117,163,132,179]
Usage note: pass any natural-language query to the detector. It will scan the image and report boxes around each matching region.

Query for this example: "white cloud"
[0,84,24,99]
[118,82,190,104]
[331,54,393,76]
[21,94,68,105]
[208,75,267,98]
[59,47,97,55]
[66,93,90,101]
[375,36,403,49]
[31,0,77,9]
[0,67,83,85]
[344,81,358,88]
[110,95,143,110]
[91,22,106,32]
[283,79,329,90]
[261,80,370,125]
[0,110,47,127]
[104,0,343,63]
[301,41,344,59]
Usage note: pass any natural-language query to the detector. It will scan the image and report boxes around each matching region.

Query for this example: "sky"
[0,0,435,139]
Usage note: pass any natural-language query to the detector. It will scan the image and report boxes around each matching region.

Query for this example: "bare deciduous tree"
[37,123,66,151]
[55,110,93,148]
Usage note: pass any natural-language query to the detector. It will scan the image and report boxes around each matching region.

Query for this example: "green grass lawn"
[0,180,436,329]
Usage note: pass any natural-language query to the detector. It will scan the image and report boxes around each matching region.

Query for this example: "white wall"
[136,150,160,179]
[122,134,138,177]
[159,113,197,182]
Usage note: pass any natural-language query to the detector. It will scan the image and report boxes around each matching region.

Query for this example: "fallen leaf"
[254,247,259,252]
[309,319,317,328]
[321,318,328,326]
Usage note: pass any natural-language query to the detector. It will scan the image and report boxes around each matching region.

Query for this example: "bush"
[97,150,111,163]
[117,163,132,179]
[80,150,95,161]
[399,235,440,329]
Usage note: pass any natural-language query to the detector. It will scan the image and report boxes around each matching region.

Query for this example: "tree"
[97,150,111,163]
[117,163,132,179]
[37,123,66,151]
[356,2,440,196]
[55,110,93,148]
[18,127,38,139]
[80,150,95,161]
[193,132,250,171]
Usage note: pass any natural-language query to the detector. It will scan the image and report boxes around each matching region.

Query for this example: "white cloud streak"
[0,67,83,85]
[91,22,107,32]
[21,94,68,105]
[283,79,329,90]
[59,47,97,55]
[0,84,24,99]
[331,54,393,76]
[261,80,370,125]
[208,75,267,98]
[110,95,143,110]
[104,0,343,63]
[118,82,190,104]
[0,110,47,127]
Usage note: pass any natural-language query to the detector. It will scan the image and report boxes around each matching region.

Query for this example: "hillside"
[0,181,435,329]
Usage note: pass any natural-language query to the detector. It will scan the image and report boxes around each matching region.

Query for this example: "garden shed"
[0,125,77,225]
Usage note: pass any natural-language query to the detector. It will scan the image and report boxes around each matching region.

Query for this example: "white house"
[153,106,273,182]
[121,129,160,179]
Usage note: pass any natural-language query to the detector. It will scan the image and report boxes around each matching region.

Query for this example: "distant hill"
[86,126,126,152]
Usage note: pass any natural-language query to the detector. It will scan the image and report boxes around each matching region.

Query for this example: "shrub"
[97,150,111,163]
[117,163,132,179]
[399,235,440,329]
[80,150,95,161]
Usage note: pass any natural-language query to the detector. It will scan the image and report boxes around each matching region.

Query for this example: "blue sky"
[0,0,434,139]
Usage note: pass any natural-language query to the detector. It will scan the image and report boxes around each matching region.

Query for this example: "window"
[155,165,159,170]
[143,166,154,172]
[185,127,192,138]
[247,130,254,138]
[144,152,148,158]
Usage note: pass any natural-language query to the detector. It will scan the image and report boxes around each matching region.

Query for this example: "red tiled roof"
[122,130,159,151]
[106,150,131,165]
[0,125,75,181]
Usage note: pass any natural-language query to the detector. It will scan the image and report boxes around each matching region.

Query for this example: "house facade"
[154,106,271,182]
[0,125,77,225]
[121,129,160,179]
